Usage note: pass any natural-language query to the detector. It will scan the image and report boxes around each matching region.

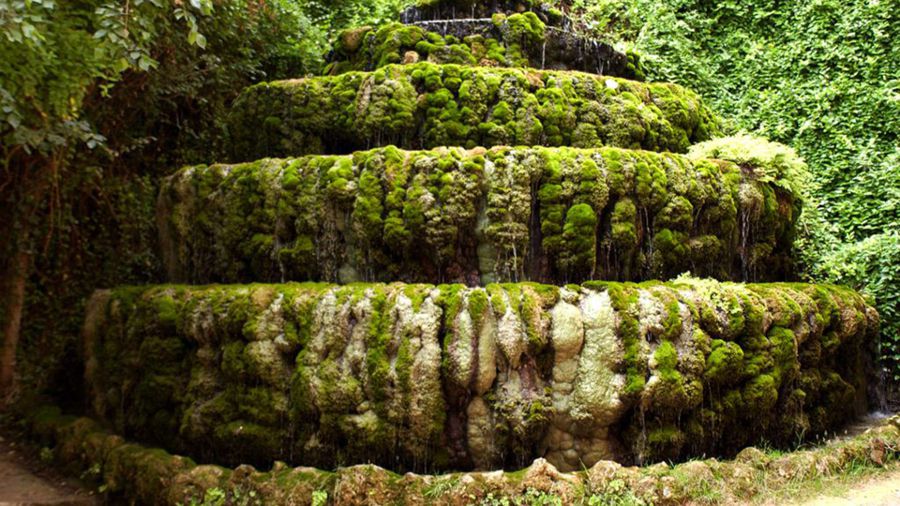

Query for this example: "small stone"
[735,446,770,468]
[233,464,256,479]
[402,51,419,64]
[523,458,562,490]
[587,459,621,486]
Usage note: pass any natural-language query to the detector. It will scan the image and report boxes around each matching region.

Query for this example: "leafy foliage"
[564,0,900,383]
[688,134,810,196]
[808,232,900,379]
[0,0,307,400]
[291,0,415,73]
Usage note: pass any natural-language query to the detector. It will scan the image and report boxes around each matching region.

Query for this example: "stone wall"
[28,406,900,506]
[83,280,876,473]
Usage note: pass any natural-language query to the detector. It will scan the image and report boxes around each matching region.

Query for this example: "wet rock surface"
[158,146,798,286]
[83,280,876,473]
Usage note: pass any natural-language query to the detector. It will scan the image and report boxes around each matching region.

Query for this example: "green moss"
[768,326,798,385]
[607,284,646,396]
[352,165,385,248]
[624,50,646,81]
[559,203,597,278]
[467,288,490,328]
[654,340,679,375]
[86,281,873,471]
[704,339,744,385]
[402,284,429,312]
[652,229,689,276]
[743,374,778,411]
[611,199,638,250]
[365,288,392,411]
[227,64,721,160]
[646,425,686,459]
[154,295,179,330]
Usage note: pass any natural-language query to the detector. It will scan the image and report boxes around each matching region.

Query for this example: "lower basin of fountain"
[83,280,877,474]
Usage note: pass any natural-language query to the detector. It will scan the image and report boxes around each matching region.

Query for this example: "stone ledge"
[26,406,900,505]
[159,146,795,285]
[326,20,637,79]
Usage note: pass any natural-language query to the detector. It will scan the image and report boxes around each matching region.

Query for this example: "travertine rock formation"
[159,146,798,285]
[84,280,876,472]
[78,0,877,488]
[226,64,718,161]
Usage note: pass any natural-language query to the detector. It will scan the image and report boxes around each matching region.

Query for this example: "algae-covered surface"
[82,280,876,473]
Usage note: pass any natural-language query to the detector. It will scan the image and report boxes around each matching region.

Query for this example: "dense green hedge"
[84,280,876,472]
[160,146,795,285]
[226,62,719,161]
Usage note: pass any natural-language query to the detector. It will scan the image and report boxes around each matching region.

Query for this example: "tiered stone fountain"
[77,0,879,501]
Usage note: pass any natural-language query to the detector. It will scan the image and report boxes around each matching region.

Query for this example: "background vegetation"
[563,0,899,383]
[1,0,897,406]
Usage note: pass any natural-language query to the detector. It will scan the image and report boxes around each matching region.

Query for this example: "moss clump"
[610,199,639,279]
[704,339,744,385]
[742,374,779,411]
[605,283,647,396]
[646,425,687,460]
[560,203,597,279]
[228,63,721,161]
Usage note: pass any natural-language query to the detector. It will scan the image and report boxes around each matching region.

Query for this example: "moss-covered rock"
[159,146,799,286]
[325,19,638,79]
[226,63,719,160]
[400,0,565,26]
[25,405,900,506]
[83,279,876,472]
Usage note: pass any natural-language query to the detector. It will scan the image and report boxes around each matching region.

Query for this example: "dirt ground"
[0,434,96,506]
[792,469,900,506]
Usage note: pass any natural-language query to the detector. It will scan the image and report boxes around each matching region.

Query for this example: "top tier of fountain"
[401,0,568,23]
[326,0,642,79]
